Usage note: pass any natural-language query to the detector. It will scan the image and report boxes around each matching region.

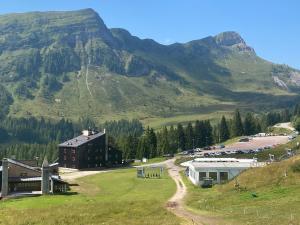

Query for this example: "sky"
[0,0,299,69]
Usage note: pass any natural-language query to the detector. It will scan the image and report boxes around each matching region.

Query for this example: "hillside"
[1,8,300,126]
[183,155,300,225]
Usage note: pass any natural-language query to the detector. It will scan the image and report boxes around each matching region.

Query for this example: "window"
[72,149,76,154]
[199,172,207,181]
[72,156,76,161]
[64,156,67,161]
[220,172,228,183]
[209,172,218,181]
[20,173,27,177]
[64,149,67,154]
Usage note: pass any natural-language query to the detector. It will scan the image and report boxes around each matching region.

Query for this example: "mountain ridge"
[0,8,299,126]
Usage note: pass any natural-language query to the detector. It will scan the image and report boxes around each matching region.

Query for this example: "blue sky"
[0,0,299,69]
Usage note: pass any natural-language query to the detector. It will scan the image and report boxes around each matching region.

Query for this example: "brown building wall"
[8,163,40,178]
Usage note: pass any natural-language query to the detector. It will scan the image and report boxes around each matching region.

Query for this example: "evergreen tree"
[243,113,256,135]
[194,120,205,147]
[148,128,157,158]
[168,125,177,153]
[281,109,290,122]
[177,123,186,151]
[185,122,194,149]
[219,116,230,142]
[160,127,170,154]
[203,120,213,146]
[232,109,244,137]
[136,136,148,159]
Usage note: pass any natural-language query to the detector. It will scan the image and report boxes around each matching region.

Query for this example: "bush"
[291,160,300,172]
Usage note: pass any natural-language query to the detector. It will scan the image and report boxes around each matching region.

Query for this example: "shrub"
[291,160,300,173]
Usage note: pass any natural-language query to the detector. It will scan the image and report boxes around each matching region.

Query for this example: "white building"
[183,158,263,186]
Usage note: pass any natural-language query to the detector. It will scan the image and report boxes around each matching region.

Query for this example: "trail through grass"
[182,155,300,225]
[0,168,181,225]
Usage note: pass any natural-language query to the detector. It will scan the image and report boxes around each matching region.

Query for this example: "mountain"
[0,8,299,126]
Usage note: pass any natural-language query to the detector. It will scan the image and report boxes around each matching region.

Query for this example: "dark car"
[201,178,213,188]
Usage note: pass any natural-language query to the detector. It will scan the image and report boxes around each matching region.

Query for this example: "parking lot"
[197,135,290,156]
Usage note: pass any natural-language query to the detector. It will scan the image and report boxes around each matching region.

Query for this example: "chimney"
[82,130,92,136]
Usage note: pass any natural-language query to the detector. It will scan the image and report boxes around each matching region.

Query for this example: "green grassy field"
[182,155,300,225]
[131,157,166,166]
[0,168,181,225]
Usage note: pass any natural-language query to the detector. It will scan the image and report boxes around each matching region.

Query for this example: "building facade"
[0,158,68,197]
[185,158,263,186]
[58,130,122,169]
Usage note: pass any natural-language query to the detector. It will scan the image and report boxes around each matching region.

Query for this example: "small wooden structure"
[137,165,164,179]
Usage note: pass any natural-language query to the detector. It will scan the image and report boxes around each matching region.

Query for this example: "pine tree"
[232,109,244,137]
[185,122,194,149]
[161,127,170,154]
[219,116,230,142]
[136,136,148,159]
[243,113,256,135]
[168,125,177,153]
[204,120,213,146]
[177,123,186,151]
[194,120,206,147]
[148,128,157,158]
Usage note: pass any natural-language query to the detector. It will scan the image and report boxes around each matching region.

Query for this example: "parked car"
[239,138,249,142]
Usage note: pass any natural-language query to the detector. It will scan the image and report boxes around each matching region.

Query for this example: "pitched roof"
[7,158,40,173]
[59,132,105,148]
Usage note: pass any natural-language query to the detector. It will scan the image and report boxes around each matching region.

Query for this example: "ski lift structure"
[136,165,164,179]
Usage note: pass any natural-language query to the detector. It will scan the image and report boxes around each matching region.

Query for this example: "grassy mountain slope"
[183,154,300,224]
[1,8,300,126]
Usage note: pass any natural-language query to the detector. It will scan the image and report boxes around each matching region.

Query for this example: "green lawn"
[0,168,181,225]
[182,155,300,225]
[131,157,167,166]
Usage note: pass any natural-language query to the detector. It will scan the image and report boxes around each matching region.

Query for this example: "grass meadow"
[0,168,182,225]
[181,155,300,225]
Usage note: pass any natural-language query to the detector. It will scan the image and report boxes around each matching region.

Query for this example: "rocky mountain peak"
[214,31,255,53]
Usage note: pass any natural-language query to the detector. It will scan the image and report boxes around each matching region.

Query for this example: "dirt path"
[273,122,295,131]
[60,169,108,181]
[166,159,219,225]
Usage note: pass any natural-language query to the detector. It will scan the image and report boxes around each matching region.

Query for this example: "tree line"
[0,117,144,163]
[117,109,292,160]
[0,107,295,163]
